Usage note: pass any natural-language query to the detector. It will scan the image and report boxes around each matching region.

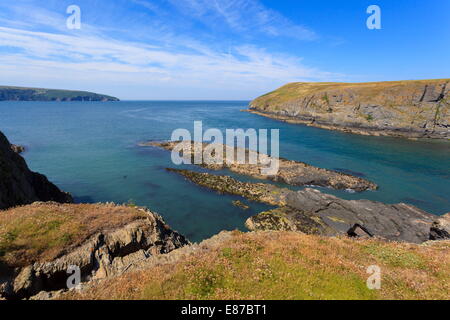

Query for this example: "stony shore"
[167,168,449,244]
[145,141,378,192]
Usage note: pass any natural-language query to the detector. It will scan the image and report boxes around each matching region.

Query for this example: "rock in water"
[248,79,450,140]
[232,200,250,210]
[0,131,73,210]
[168,169,438,244]
[149,141,378,192]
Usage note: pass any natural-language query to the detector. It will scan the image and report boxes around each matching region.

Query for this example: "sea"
[1,101,449,242]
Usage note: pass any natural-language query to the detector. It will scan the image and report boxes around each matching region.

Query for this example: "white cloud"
[0,1,341,99]
[168,0,317,40]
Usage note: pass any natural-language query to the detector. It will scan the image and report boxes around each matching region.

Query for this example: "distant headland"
[0,85,119,102]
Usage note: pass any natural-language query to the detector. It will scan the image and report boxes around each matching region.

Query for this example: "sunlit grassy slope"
[251,79,450,108]
[0,203,147,268]
[63,231,450,300]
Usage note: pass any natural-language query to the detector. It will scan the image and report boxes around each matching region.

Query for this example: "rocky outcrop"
[39,231,234,300]
[10,144,25,154]
[148,141,377,192]
[246,188,437,244]
[0,131,72,210]
[54,231,450,301]
[232,200,249,210]
[169,168,441,244]
[430,214,450,240]
[248,79,450,140]
[0,204,189,300]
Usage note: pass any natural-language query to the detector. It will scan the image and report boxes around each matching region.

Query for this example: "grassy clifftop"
[1,202,448,300]
[252,79,450,107]
[0,202,189,299]
[249,79,450,139]
[0,86,119,101]
[63,231,450,300]
[0,202,148,269]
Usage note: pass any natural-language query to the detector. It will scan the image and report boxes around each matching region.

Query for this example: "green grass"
[63,232,450,300]
[250,79,450,110]
[0,203,148,268]
[362,243,427,269]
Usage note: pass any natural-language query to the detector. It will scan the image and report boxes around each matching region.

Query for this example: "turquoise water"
[0,101,449,242]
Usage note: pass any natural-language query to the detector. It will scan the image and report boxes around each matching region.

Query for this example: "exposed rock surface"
[42,231,234,300]
[169,169,440,244]
[248,79,450,140]
[430,214,450,240]
[55,231,450,301]
[147,141,377,192]
[232,200,249,210]
[10,144,25,154]
[0,203,189,299]
[0,131,72,210]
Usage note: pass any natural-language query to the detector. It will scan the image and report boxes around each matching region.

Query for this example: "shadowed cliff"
[0,131,73,210]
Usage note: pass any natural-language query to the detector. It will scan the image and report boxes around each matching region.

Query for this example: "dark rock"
[232,200,249,210]
[429,214,450,240]
[245,207,331,235]
[347,224,374,238]
[0,131,73,210]
[169,169,437,244]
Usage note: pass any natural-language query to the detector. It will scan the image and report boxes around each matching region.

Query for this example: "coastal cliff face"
[0,203,189,299]
[249,79,450,139]
[0,131,73,210]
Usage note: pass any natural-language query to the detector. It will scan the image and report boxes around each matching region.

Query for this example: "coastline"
[243,109,450,140]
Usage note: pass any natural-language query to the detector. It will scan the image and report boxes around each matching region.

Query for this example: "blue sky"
[0,0,449,100]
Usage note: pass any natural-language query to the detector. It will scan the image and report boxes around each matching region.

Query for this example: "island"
[0,86,119,101]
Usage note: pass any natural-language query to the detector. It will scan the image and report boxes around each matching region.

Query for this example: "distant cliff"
[0,86,119,102]
[0,131,73,210]
[248,79,450,139]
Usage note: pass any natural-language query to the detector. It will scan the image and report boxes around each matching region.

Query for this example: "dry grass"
[62,231,450,300]
[0,202,148,268]
[252,79,450,107]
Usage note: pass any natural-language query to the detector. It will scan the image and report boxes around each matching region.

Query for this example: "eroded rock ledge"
[146,141,377,192]
[0,203,189,300]
[248,79,450,140]
[168,168,444,244]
